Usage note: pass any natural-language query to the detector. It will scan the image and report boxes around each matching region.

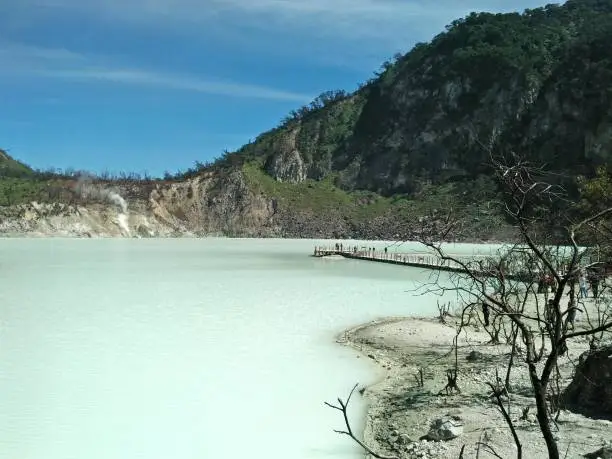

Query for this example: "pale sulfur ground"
[338,309,612,459]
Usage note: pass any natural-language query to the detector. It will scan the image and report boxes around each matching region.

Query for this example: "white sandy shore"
[337,315,611,458]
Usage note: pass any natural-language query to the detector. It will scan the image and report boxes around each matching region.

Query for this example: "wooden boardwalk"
[312,245,531,281]
[313,245,479,275]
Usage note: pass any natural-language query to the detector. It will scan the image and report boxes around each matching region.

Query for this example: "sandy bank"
[337,316,611,458]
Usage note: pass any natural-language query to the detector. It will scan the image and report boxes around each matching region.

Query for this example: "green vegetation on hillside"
[242,161,390,218]
[0,149,35,178]
[0,150,44,206]
[0,178,49,206]
[0,150,163,206]
[242,161,505,235]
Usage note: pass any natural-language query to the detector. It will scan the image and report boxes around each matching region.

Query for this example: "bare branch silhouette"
[324,384,399,459]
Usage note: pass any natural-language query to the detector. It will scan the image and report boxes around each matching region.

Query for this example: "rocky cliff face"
[262,128,309,183]
[147,170,277,236]
[0,172,276,238]
[0,201,165,238]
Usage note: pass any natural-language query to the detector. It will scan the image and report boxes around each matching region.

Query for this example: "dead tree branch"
[487,380,522,458]
[324,384,398,459]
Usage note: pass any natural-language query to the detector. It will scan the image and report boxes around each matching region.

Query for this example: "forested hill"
[226,0,612,196]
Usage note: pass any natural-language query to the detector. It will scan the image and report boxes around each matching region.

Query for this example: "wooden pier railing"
[312,245,591,283]
[313,245,477,271]
[312,245,528,280]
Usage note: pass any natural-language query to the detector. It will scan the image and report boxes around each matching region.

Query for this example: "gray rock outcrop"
[562,345,612,419]
[422,416,464,441]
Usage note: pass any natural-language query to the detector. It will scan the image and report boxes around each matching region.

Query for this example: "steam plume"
[76,177,127,213]
[76,175,130,235]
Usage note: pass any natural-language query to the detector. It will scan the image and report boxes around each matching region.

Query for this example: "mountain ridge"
[234,0,612,196]
[2,0,612,239]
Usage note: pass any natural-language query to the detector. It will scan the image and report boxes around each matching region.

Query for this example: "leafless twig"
[324,384,399,459]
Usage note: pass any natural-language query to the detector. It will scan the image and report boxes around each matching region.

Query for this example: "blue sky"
[1,0,557,177]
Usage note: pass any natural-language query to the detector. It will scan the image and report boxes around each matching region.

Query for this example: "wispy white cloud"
[1,0,559,81]
[19,0,524,20]
[9,0,552,45]
[0,42,313,102]
[14,0,438,21]
[46,68,313,102]
[1,0,557,78]
[0,41,82,61]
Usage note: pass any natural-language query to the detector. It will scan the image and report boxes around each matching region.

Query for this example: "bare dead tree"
[324,384,399,459]
[437,299,452,323]
[549,361,564,423]
[414,367,425,387]
[439,368,461,395]
[487,378,522,459]
[437,322,463,396]
[483,311,504,344]
[485,365,522,453]
[414,155,612,459]
[520,406,530,421]
[504,322,520,392]
[582,294,612,350]
[476,440,506,459]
